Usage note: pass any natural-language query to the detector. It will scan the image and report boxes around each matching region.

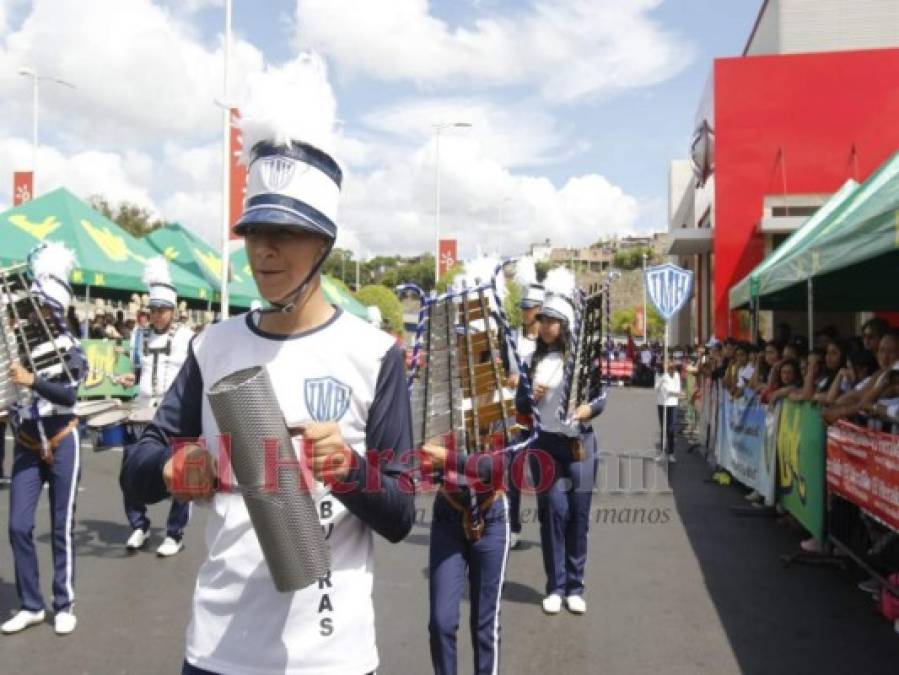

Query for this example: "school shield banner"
[645,263,693,321]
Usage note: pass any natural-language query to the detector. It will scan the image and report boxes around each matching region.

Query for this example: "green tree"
[612,246,654,271]
[88,195,163,238]
[534,260,558,282]
[504,280,522,329]
[435,262,464,293]
[321,248,355,285]
[612,307,637,335]
[646,303,665,341]
[354,284,404,334]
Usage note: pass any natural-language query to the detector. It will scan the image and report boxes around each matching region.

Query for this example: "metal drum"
[75,398,121,418]
[86,408,131,449]
[0,263,73,411]
[126,405,157,440]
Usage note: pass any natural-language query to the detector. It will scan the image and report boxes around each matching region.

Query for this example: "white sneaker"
[126,528,149,550]
[744,490,761,502]
[1,609,46,634]
[509,532,521,550]
[565,595,587,614]
[542,594,562,615]
[54,611,76,635]
[156,536,184,557]
[668,454,677,463]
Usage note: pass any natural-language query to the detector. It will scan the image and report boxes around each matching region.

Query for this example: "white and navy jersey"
[136,324,193,406]
[507,328,537,377]
[531,351,577,437]
[514,349,607,439]
[20,334,86,420]
[121,308,414,675]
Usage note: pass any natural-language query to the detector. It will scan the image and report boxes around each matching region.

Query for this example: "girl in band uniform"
[515,269,606,616]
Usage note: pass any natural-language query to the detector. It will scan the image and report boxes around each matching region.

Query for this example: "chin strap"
[268,240,335,315]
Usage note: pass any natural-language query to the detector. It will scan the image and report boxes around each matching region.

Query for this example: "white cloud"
[339,133,639,259]
[0,136,158,212]
[0,0,264,150]
[361,96,583,168]
[0,0,647,260]
[295,0,694,102]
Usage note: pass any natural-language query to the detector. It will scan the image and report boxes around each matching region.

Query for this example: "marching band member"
[515,269,606,616]
[505,257,544,549]
[120,70,414,675]
[117,257,194,557]
[422,256,512,675]
[2,242,86,636]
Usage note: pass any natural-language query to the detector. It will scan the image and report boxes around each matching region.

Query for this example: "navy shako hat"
[234,140,342,240]
[520,283,545,309]
[536,267,576,325]
[537,293,575,325]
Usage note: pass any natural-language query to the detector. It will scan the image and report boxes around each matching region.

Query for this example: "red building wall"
[712,47,899,338]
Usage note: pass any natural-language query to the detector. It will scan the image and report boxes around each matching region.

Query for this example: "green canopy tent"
[740,152,899,312]
[728,151,899,338]
[143,222,226,304]
[729,178,859,310]
[228,246,370,320]
[0,188,212,302]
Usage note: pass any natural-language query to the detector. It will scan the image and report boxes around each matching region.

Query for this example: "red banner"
[229,108,248,239]
[826,420,899,532]
[438,239,458,279]
[13,171,33,206]
[634,306,645,335]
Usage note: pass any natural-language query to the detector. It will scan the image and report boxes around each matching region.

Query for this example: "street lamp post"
[18,67,75,195]
[433,121,472,285]
[219,0,233,320]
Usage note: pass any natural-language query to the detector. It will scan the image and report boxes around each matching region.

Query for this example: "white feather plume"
[30,241,77,281]
[238,54,339,165]
[142,256,171,287]
[513,256,537,288]
[543,267,575,300]
[452,255,506,315]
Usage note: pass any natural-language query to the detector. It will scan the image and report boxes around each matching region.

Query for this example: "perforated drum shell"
[207,365,330,592]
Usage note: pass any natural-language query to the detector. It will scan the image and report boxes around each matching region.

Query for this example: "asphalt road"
[1,386,898,674]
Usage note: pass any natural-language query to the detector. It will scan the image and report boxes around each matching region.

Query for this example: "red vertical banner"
[438,239,458,279]
[13,171,33,206]
[229,108,248,239]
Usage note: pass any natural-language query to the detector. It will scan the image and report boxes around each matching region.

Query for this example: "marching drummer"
[2,242,86,636]
[116,257,194,557]
[119,88,414,675]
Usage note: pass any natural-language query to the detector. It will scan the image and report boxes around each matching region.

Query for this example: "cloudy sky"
[0,0,759,258]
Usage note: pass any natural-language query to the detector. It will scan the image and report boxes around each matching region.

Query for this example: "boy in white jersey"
[118,257,194,556]
[121,94,414,675]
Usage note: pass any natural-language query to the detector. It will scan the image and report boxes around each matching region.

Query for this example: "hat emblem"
[259,156,305,192]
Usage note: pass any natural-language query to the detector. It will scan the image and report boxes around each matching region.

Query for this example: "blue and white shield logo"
[259,156,300,192]
[304,377,352,422]
[645,263,694,322]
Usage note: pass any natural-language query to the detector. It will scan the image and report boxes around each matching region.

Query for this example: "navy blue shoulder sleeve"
[333,343,415,543]
[120,338,204,505]
[32,347,87,407]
